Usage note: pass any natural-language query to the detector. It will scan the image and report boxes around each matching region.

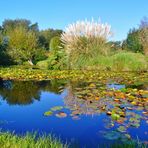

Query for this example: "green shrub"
[111,52,148,71]
[73,52,148,71]
[36,60,49,69]
[50,36,61,51]
[47,51,67,70]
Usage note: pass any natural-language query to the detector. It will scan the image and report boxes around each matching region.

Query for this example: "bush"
[74,52,148,71]
[111,52,148,71]
[36,50,67,70]
[47,50,67,70]
[36,60,49,69]
[50,36,61,51]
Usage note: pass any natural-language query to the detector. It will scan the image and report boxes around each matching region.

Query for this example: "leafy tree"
[0,33,12,65]
[123,17,148,55]
[2,19,39,33]
[139,17,148,55]
[39,29,62,50]
[122,28,143,53]
[6,26,42,65]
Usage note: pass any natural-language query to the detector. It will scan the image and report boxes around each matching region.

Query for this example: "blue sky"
[0,0,148,41]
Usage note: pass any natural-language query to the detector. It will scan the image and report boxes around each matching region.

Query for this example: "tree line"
[0,17,147,69]
[0,19,62,65]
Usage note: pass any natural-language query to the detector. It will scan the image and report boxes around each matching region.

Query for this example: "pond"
[0,79,148,147]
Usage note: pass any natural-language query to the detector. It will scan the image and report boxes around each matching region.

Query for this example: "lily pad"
[50,106,63,111]
[44,111,53,116]
[131,122,140,128]
[55,112,67,118]
[103,131,121,140]
[124,134,131,139]
[111,113,120,120]
[117,126,127,132]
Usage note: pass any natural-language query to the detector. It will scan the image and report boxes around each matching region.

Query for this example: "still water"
[0,80,147,147]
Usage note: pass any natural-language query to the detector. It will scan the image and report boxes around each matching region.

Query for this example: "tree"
[122,28,143,53]
[7,26,41,65]
[2,19,39,33]
[139,17,148,55]
[123,17,148,55]
[0,32,12,65]
[39,29,62,50]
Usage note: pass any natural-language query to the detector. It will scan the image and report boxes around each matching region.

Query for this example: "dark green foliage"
[37,50,67,70]
[2,19,39,33]
[0,33,12,65]
[47,50,67,70]
[123,29,143,53]
[39,29,62,50]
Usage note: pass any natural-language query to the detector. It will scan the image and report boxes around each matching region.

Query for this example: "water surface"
[0,79,147,147]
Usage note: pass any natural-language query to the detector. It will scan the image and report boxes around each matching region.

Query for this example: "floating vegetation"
[43,79,148,142]
[0,67,148,85]
[44,111,53,116]
[50,106,63,111]
[117,126,127,133]
[6,69,145,145]
[55,112,67,118]
[102,131,121,140]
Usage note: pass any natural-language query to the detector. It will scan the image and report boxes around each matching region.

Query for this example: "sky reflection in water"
[0,80,147,147]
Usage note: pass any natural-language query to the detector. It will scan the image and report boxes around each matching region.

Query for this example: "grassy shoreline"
[0,131,68,148]
[0,131,147,148]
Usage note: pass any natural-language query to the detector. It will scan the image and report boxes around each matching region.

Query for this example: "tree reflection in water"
[0,79,66,105]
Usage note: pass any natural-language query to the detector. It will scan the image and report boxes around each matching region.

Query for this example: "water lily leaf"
[131,101,137,105]
[131,122,140,128]
[71,110,81,116]
[111,113,120,120]
[50,106,63,111]
[89,83,96,87]
[129,117,140,123]
[55,112,67,118]
[117,126,127,133]
[135,114,142,119]
[124,134,131,139]
[72,116,80,120]
[120,88,127,93]
[44,111,53,116]
[103,131,121,140]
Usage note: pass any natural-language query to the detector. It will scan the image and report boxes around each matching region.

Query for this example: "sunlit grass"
[0,132,68,148]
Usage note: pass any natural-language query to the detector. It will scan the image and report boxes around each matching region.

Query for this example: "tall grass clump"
[61,18,112,69]
[71,52,148,71]
[0,131,68,148]
[111,51,148,71]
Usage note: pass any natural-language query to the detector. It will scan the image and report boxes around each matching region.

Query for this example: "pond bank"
[0,131,68,148]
